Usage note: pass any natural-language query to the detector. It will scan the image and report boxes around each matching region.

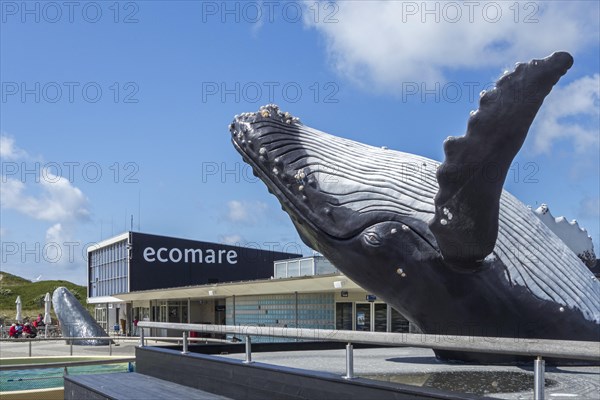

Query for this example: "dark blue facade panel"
[129,232,301,291]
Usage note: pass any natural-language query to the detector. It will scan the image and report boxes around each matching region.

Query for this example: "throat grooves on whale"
[253,119,438,218]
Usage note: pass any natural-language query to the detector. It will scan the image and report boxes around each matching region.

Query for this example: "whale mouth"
[229,104,437,241]
[229,107,339,243]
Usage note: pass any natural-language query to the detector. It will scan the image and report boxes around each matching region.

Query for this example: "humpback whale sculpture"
[228,52,599,362]
[52,287,110,345]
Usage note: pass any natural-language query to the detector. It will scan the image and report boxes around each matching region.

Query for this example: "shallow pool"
[362,370,557,396]
[0,362,134,392]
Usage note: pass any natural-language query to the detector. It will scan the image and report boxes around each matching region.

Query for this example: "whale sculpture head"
[230,106,443,308]
[229,105,438,246]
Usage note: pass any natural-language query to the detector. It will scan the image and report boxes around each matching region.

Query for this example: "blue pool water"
[0,362,134,392]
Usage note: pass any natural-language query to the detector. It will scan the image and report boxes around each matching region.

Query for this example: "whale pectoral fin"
[430,52,574,265]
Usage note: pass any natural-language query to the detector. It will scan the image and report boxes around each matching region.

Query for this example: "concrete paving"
[2,339,598,399]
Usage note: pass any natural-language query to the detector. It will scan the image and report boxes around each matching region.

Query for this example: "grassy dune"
[0,272,92,325]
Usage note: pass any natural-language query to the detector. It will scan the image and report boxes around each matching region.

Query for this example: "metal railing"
[0,335,227,358]
[1,336,120,357]
[0,357,135,372]
[138,321,600,400]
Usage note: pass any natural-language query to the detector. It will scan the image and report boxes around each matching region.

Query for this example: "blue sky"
[1,1,599,285]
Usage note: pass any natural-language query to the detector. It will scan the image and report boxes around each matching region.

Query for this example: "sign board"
[126,232,301,291]
[357,312,365,326]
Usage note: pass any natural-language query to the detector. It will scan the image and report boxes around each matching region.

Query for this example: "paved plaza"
[1,340,599,399]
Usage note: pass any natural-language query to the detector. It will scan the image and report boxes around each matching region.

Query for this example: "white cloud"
[304,1,598,90]
[46,223,67,243]
[227,200,247,222]
[225,200,268,224]
[44,223,81,267]
[0,134,28,160]
[579,197,600,219]
[1,172,90,222]
[1,135,91,272]
[219,234,244,245]
[531,74,600,154]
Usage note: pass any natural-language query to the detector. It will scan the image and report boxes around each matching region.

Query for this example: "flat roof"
[88,232,129,252]
[98,274,362,302]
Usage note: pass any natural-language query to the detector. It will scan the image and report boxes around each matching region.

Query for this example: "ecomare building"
[87,232,412,338]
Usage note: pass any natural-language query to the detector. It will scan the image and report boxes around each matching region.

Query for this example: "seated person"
[8,323,18,338]
[23,322,37,338]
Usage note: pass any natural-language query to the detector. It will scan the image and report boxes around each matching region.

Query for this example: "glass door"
[374,304,387,332]
[390,307,410,332]
[95,307,107,331]
[355,303,371,331]
[335,302,353,330]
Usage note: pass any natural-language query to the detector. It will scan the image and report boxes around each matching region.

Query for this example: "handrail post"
[182,331,189,354]
[70,340,73,356]
[343,342,354,379]
[139,328,145,347]
[243,335,252,364]
[109,340,113,356]
[534,356,545,400]
[28,341,32,357]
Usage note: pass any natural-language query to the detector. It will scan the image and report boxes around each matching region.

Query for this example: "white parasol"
[44,292,52,338]
[15,296,22,322]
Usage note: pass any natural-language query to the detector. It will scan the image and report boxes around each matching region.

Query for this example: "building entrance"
[335,301,410,332]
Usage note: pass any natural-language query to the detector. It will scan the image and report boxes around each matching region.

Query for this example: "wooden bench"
[64,372,233,400]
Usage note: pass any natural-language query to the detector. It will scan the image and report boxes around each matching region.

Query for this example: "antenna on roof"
[138,190,141,231]
[131,215,134,232]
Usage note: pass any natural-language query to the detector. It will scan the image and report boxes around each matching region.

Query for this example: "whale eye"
[363,232,381,246]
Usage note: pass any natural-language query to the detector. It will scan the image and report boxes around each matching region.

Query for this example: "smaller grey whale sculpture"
[52,287,110,345]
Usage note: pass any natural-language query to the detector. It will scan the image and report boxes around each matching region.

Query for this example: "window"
[335,302,352,330]
[288,260,299,277]
[274,262,286,278]
[88,239,129,297]
[300,259,313,276]
[95,307,107,331]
